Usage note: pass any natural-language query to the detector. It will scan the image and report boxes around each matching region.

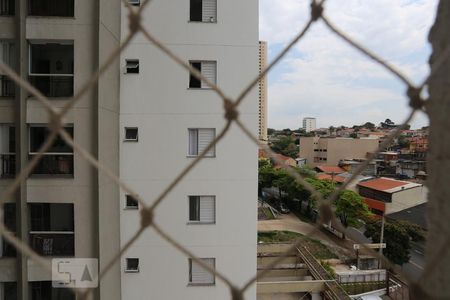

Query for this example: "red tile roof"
[317,173,346,183]
[316,165,345,174]
[358,178,408,191]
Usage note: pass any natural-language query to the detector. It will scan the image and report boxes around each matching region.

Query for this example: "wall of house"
[387,186,426,214]
[119,0,258,299]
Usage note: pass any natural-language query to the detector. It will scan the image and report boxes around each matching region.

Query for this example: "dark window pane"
[29,127,73,153]
[125,128,138,140]
[3,282,17,300]
[189,62,201,88]
[126,195,139,208]
[126,258,139,270]
[30,281,75,300]
[190,0,202,21]
[189,196,200,221]
[28,0,74,17]
[29,203,74,232]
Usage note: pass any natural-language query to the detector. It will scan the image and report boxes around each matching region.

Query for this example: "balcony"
[28,0,74,17]
[29,43,74,98]
[29,232,74,256]
[0,0,14,16]
[28,75,73,98]
[29,154,73,176]
[0,75,15,97]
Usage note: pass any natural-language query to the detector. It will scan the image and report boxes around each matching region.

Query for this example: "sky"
[259,0,439,130]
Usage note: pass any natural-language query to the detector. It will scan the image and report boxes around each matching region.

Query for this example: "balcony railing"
[0,154,15,178]
[0,75,15,97]
[29,232,74,256]
[29,154,74,176]
[29,75,73,98]
[28,0,74,17]
[0,0,14,16]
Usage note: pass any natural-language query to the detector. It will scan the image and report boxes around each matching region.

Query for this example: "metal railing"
[28,0,74,17]
[28,153,73,175]
[0,0,14,16]
[28,75,73,98]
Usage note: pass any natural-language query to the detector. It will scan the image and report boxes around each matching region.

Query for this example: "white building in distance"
[303,117,317,133]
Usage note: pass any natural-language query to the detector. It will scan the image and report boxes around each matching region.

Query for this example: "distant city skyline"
[260,0,438,130]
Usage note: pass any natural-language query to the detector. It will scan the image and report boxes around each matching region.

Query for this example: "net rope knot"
[310,1,324,22]
[407,86,424,110]
[224,99,239,121]
[140,208,154,228]
[230,286,243,300]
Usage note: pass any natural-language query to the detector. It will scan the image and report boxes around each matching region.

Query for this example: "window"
[188,258,215,285]
[29,203,75,256]
[128,0,140,6]
[188,128,215,157]
[0,0,14,16]
[29,42,74,97]
[125,258,139,272]
[188,196,215,223]
[28,0,74,17]
[0,40,15,97]
[125,59,139,74]
[0,203,16,257]
[124,127,138,141]
[189,61,216,88]
[190,0,217,23]
[125,194,139,209]
[0,125,15,178]
[30,281,75,300]
[29,125,74,176]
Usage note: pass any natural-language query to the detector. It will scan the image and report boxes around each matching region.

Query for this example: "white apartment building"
[0,0,258,299]
[302,117,316,133]
[119,0,258,300]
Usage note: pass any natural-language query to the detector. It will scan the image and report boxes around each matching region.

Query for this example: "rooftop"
[358,177,422,193]
[316,165,345,174]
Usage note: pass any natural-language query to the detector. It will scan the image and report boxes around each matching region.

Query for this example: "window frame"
[189,0,217,23]
[125,258,140,273]
[188,60,217,89]
[188,258,216,286]
[125,194,139,210]
[188,195,216,224]
[125,59,140,74]
[187,128,216,158]
[124,127,139,142]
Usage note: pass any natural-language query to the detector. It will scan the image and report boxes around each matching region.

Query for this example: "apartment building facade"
[299,137,379,167]
[1,0,258,299]
[0,0,122,299]
[119,0,258,299]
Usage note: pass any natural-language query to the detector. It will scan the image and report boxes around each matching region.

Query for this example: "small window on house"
[188,128,215,157]
[190,0,217,23]
[128,0,140,6]
[125,195,139,209]
[188,258,215,285]
[124,127,138,141]
[125,59,139,74]
[189,196,215,223]
[189,61,216,88]
[125,258,139,272]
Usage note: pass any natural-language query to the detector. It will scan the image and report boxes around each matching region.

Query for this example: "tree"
[364,219,411,265]
[350,133,358,138]
[362,122,375,130]
[335,190,371,228]
[270,135,298,158]
[267,128,276,135]
[397,135,410,149]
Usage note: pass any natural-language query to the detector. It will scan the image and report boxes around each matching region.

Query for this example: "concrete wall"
[119,0,258,299]
[387,185,426,214]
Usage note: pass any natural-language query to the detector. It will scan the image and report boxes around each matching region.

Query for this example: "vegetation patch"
[258,230,338,260]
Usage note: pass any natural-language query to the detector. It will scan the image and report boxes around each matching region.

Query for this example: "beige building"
[258,41,268,142]
[299,137,379,167]
[0,0,121,299]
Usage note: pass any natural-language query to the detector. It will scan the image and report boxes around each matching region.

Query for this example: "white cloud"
[260,0,438,129]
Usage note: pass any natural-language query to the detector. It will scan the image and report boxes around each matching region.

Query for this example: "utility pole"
[378,213,385,269]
